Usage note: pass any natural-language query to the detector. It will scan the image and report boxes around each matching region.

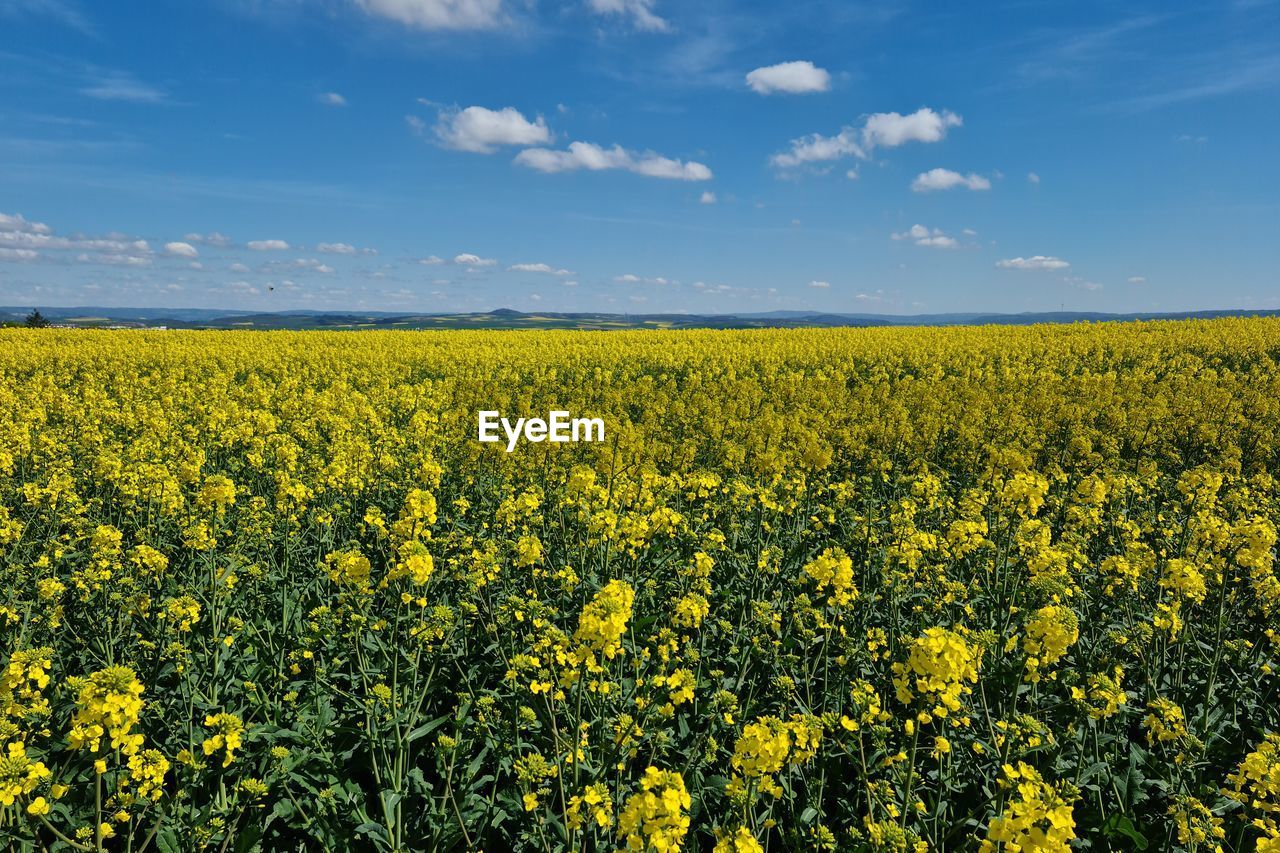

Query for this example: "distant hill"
[4,306,1279,331]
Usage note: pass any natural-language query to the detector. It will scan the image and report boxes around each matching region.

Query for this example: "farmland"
[2,319,1279,851]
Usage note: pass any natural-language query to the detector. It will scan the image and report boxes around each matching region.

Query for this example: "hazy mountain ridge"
[4,306,1279,331]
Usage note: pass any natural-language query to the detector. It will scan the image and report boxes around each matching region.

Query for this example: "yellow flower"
[618,767,690,852]
[202,712,246,767]
[980,762,1077,852]
[893,626,982,719]
[573,580,636,666]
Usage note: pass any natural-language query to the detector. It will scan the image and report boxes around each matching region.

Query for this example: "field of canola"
[2,319,1280,852]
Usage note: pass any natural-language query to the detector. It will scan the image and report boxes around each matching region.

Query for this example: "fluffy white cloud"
[1028,172,1041,184]
[699,191,717,204]
[808,280,830,288]
[516,142,712,181]
[0,213,51,235]
[746,60,831,95]
[229,262,250,273]
[319,92,347,106]
[78,253,151,267]
[0,248,39,261]
[417,255,445,265]
[911,168,991,192]
[354,0,505,30]
[164,241,198,258]
[614,273,670,285]
[771,107,960,169]
[316,242,377,255]
[891,224,958,249]
[185,232,232,247]
[247,239,290,251]
[0,227,148,254]
[586,0,669,32]
[1127,275,1146,284]
[435,106,550,153]
[996,256,1071,271]
[863,109,961,148]
[770,128,864,168]
[509,263,573,275]
[454,253,497,266]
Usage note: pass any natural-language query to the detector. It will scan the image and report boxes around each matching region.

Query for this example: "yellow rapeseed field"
[2,319,1280,851]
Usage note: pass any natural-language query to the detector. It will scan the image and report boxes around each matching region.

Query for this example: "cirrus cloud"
[353,0,506,30]
[586,0,669,32]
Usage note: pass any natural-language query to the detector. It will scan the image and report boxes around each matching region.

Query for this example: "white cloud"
[1127,276,1146,284]
[0,213,51,235]
[454,253,497,266]
[614,273,672,285]
[78,253,151,267]
[586,0,669,32]
[417,255,445,265]
[185,232,232,247]
[911,168,991,192]
[770,128,864,168]
[163,241,198,258]
[771,107,960,169]
[229,262,250,273]
[1064,276,1102,291]
[281,258,335,273]
[996,256,1071,271]
[435,106,550,153]
[354,0,505,30]
[891,224,958,249]
[81,72,166,103]
[319,92,347,107]
[1028,172,1041,184]
[699,191,717,204]
[316,242,374,254]
[516,141,712,181]
[0,227,148,254]
[862,109,961,148]
[746,60,831,95]
[509,263,573,275]
[808,280,830,288]
[0,248,39,261]
[247,239,290,251]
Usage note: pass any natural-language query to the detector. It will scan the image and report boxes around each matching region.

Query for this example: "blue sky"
[1,0,1277,315]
